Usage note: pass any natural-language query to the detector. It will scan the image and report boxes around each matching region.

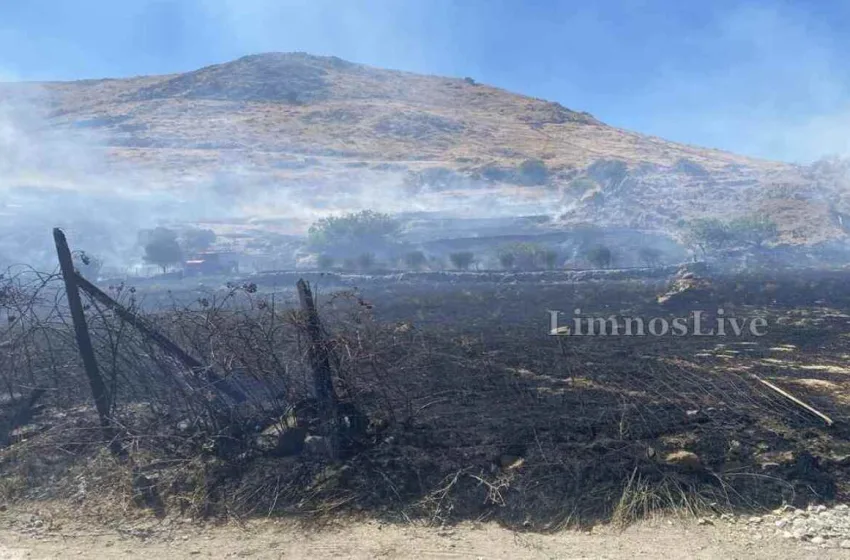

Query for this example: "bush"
[498,252,516,270]
[402,251,427,271]
[517,159,549,186]
[308,210,401,249]
[499,242,550,270]
[586,245,613,269]
[637,247,663,268]
[449,251,475,271]
[728,215,779,249]
[541,249,559,270]
[479,164,512,182]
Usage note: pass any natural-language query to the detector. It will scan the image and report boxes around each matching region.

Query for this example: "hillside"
[1,52,848,247]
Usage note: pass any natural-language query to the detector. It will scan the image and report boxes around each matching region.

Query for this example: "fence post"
[296,279,339,460]
[53,228,117,447]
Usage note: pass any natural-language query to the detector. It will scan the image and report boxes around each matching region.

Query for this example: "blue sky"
[1,0,849,163]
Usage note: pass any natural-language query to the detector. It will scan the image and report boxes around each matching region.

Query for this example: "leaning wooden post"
[53,228,116,445]
[296,279,339,460]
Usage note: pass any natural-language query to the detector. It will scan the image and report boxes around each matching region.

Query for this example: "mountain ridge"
[1,52,846,246]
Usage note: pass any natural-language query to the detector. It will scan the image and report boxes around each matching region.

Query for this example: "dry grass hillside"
[1,52,847,244]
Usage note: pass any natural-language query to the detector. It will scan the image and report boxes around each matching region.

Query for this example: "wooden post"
[53,228,116,445]
[296,279,339,459]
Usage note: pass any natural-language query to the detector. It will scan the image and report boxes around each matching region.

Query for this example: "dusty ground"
[1,509,849,560]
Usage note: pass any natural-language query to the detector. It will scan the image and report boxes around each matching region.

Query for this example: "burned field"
[2,265,850,530]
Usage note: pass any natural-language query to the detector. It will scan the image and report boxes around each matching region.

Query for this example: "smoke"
[0,81,189,270]
[0,75,561,273]
[4,2,850,274]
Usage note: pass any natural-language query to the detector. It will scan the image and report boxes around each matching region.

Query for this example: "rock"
[747,516,762,524]
[811,536,825,545]
[840,539,850,549]
[697,517,713,526]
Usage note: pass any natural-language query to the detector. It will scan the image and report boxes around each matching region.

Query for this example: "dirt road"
[0,513,847,559]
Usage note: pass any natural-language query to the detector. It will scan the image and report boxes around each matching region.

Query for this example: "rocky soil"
[708,503,850,552]
[4,505,850,559]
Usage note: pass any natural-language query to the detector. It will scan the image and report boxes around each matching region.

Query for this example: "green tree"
[403,250,427,270]
[586,245,613,269]
[180,228,217,254]
[142,227,183,273]
[684,218,732,257]
[308,210,401,249]
[637,247,663,268]
[728,215,779,249]
[449,251,475,270]
[498,251,516,270]
[500,242,542,270]
[541,249,559,270]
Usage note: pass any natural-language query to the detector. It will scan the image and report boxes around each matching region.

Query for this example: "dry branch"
[752,374,834,426]
[74,273,246,404]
